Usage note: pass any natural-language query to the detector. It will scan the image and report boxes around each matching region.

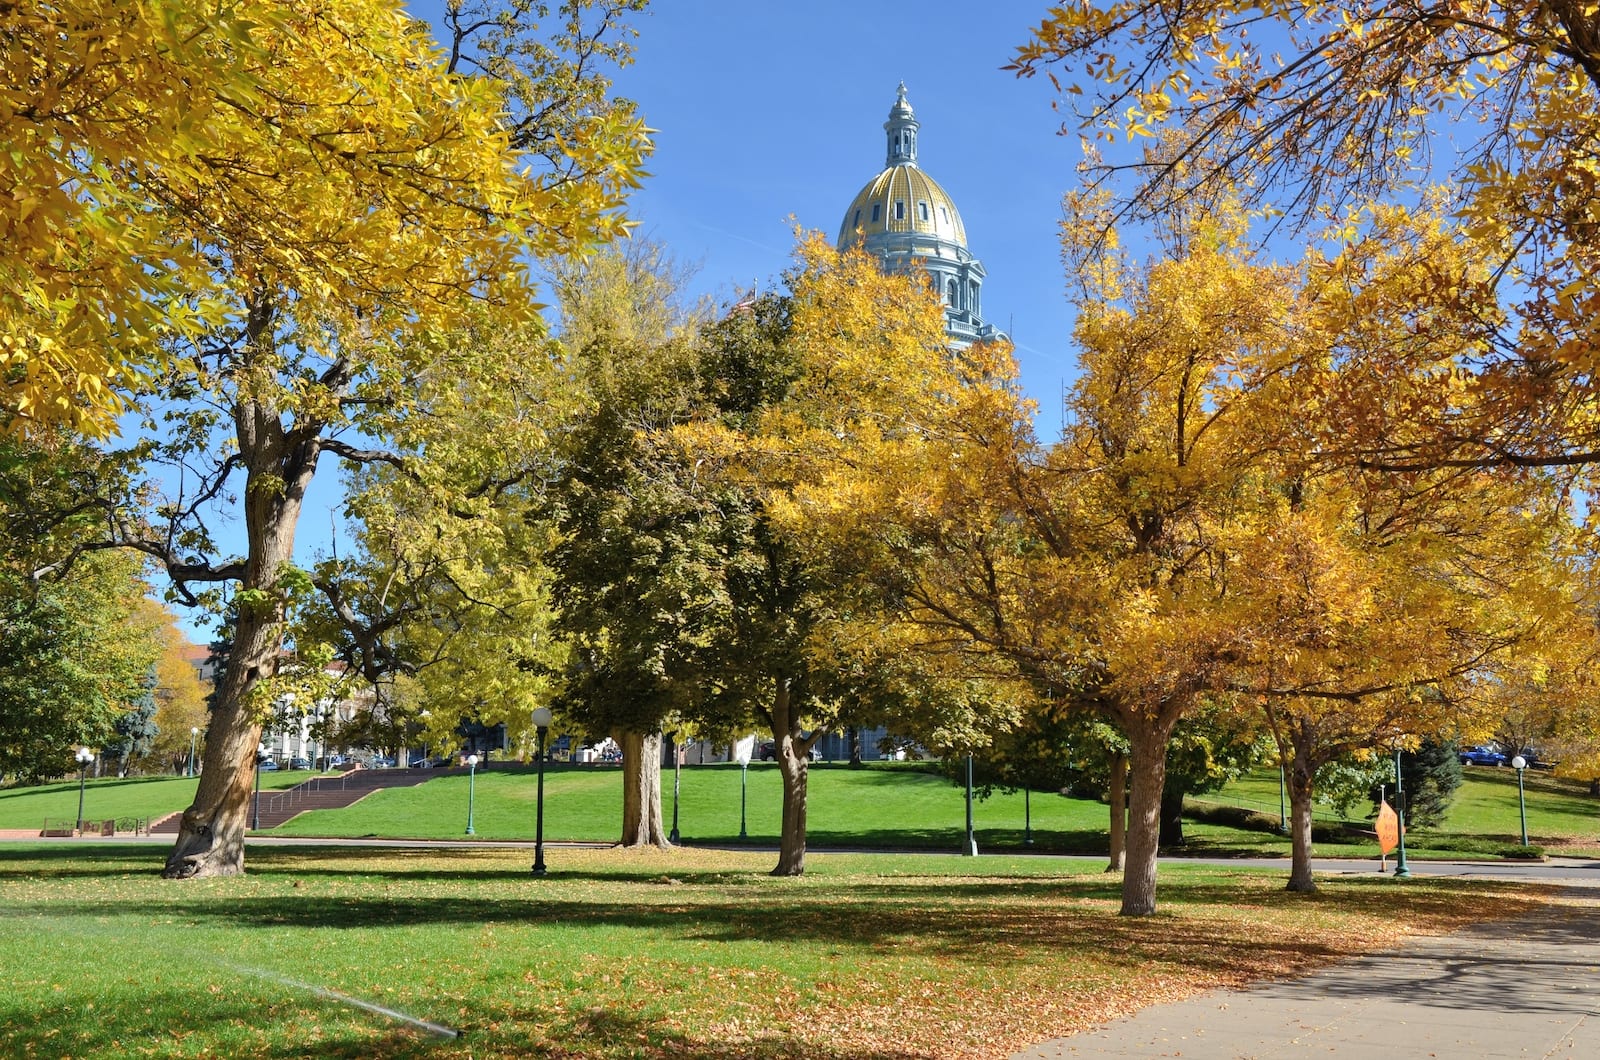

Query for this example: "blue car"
[1459,746,1507,766]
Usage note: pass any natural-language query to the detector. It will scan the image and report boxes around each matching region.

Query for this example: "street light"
[252,742,265,831]
[963,753,978,856]
[465,753,480,836]
[1023,785,1034,847]
[1392,747,1411,879]
[187,727,199,779]
[669,733,681,845]
[734,735,755,840]
[1513,754,1529,846]
[531,706,552,876]
[74,747,93,833]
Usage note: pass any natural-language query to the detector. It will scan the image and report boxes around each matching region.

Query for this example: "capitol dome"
[836,84,1001,347]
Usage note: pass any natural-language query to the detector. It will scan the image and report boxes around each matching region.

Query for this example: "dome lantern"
[884,81,919,168]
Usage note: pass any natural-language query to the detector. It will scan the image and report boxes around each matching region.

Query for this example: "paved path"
[1017,881,1600,1059]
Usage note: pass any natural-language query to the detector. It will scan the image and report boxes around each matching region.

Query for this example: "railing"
[262,773,355,814]
[39,817,141,836]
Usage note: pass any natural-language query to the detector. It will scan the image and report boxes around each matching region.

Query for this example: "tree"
[108,670,161,777]
[0,552,162,783]
[16,2,649,879]
[147,611,211,773]
[680,237,1030,875]
[1013,1,1600,472]
[857,208,1305,914]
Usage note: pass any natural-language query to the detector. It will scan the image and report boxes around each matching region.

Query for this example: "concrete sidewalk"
[1015,894,1600,1058]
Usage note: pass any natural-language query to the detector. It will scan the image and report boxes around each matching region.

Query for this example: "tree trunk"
[1286,756,1318,893]
[1158,783,1185,847]
[770,678,810,876]
[163,312,321,879]
[1121,723,1175,916]
[1106,751,1127,872]
[162,596,290,878]
[848,726,862,769]
[617,729,668,847]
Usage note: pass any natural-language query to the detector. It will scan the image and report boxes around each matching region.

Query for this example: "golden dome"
[836,165,968,250]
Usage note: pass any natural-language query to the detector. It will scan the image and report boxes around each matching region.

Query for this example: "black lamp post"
[252,741,265,830]
[1392,746,1411,879]
[465,753,480,836]
[1513,754,1529,846]
[1023,786,1034,846]
[734,736,754,840]
[669,733,681,844]
[963,753,978,856]
[74,747,94,833]
[187,727,199,779]
[531,707,551,876]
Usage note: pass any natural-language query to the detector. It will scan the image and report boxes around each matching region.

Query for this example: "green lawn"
[6,761,1597,858]
[274,762,1113,852]
[0,843,1551,1059]
[1196,765,1600,857]
[0,770,320,831]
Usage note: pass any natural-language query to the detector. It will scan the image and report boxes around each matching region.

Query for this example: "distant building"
[837,84,1004,347]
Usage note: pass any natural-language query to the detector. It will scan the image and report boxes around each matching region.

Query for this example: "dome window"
[871,204,881,223]
[895,200,906,220]
[853,209,861,229]
[919,201,929,222]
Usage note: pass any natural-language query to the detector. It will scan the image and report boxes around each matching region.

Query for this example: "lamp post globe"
[531,707,552,876]
[74,747,94,833]
[465,753,480,836]
[1513,755,1530,846]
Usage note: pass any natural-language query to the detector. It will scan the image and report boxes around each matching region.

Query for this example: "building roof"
[835,83,968,251]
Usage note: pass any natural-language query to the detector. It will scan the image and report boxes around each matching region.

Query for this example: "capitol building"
[836,84,1004,347]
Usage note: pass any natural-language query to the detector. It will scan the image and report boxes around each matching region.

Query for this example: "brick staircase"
[149,766,466,833]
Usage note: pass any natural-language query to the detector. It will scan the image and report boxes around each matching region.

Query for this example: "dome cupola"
[836,85,1002,348]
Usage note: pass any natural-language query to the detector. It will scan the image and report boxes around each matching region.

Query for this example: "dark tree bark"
[1106,751,1127,872]
[768,677,815,876]
[1121,719,1178,916]
[848,726,862,769]
[617,729,668,847]
[1286,757,1319,893]
[1158,784,1186,847]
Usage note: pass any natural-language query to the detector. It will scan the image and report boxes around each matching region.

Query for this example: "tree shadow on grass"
[0,983,456,1060]
[4,870,1546,982]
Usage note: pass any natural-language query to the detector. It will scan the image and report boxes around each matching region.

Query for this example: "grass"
[0,770,319,831]
[0,843,1564,1059]
[273,763,1113,852]
[1193,764,1600,859]
[5,761,1596,860]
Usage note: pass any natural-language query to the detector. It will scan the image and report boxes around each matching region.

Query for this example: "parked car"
[288,757,311,771]
[258,759,279,771]
[1459,745,1508,766]
[368,755,395,768]
[326,753,346,768]
[757,740,820,762]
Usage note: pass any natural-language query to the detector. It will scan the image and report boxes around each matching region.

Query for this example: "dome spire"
[884,82,919,168]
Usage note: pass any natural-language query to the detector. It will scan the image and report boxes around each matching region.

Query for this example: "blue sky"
[169,3,1087,642]
[607,0,1083,437]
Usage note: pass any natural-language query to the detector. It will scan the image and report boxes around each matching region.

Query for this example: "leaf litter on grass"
[0,845,1560,1059]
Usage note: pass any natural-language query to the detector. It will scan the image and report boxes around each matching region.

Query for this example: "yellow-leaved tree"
[1013,0,1600,473]
[16,0,649,878]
